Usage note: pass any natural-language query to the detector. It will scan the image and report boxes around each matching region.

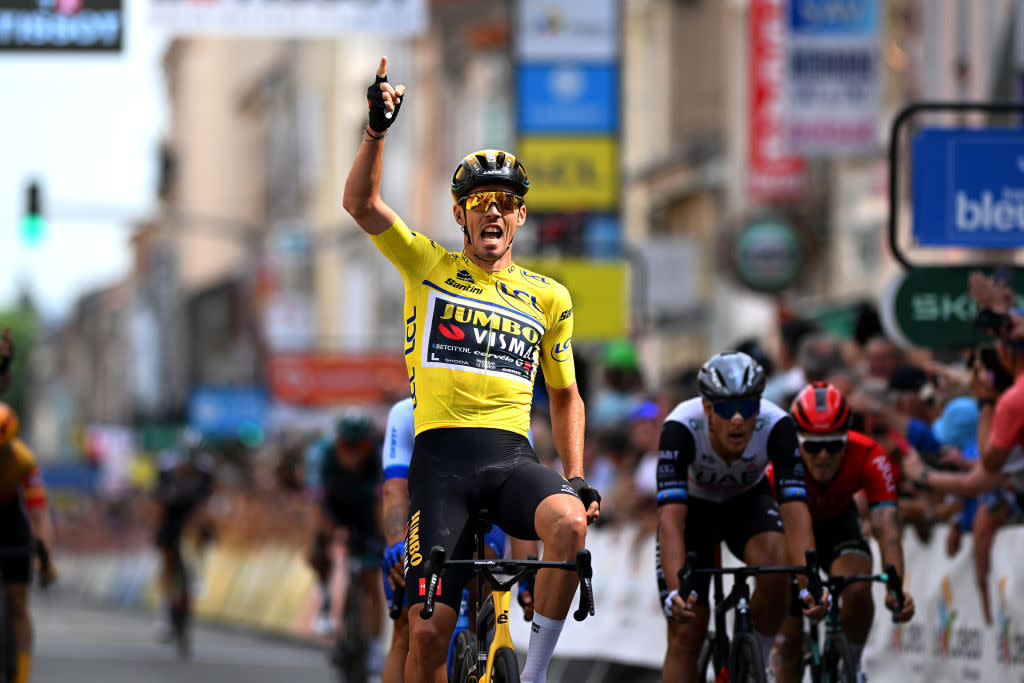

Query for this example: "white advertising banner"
[784,0,881,156]
[515,0,617,62]
[504,523,1024,680]
[149,0,427,37]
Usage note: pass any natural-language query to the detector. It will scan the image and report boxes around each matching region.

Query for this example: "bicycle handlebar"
[573,549,595,621]
[882,564,905,620]
[677,548,824,606]
[419,544,596,622]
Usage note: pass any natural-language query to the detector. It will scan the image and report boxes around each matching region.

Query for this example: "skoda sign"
[885,267,1024,349]
[912,128,1024,247]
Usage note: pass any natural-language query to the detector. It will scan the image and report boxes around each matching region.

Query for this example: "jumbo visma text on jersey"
[425,288,543,384]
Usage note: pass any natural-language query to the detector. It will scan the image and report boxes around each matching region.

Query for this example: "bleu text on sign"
[912,128,1024,247]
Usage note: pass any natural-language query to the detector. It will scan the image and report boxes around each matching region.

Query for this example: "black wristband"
[978,398,996,408]
[915,468,932,492]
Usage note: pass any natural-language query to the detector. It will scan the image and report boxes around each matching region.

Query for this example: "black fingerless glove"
[569,476,601,510]
[367,73,401,133]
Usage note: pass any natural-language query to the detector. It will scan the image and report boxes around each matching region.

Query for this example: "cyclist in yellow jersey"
[343,57,601,683]
[0,403,56,683]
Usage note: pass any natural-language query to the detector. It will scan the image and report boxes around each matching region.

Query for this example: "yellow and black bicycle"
[420,513,595,683]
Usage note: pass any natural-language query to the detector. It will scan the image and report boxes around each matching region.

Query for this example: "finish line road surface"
[33,590,339,683]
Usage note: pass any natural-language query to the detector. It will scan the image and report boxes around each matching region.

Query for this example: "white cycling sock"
[521,613,564,683]
[754,630,775,669]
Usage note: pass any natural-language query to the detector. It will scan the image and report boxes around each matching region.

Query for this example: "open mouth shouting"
[479,223,505,246]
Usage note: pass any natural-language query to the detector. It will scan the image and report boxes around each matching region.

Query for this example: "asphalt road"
[29,589,658,683]
[32,589,340,683]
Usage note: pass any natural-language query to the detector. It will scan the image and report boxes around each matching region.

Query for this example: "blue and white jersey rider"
[657,397,805,505]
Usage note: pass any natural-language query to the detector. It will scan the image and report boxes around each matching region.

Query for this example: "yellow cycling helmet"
[450,149,529,202]
[0,403,19,447]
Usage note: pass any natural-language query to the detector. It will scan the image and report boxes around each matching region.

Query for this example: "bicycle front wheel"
[490,646,521,683]
[697,632,718,683]
[823,633,857,683]
[731,633,767,683]
[452,630,477,683]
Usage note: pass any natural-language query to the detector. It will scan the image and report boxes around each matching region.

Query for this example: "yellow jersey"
[371,218,576,437]
[0,439,46,509]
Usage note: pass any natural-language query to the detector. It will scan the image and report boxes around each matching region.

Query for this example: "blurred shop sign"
[636,237,701,326]
[749,0,806,201]
[515,0,617,62]
[784,0,880,155]
[517,64,618,134]
[0,0,122,52]
[912,128,1024,247]
[728,215,804,293]
[149,0,426,37]
[269,353,408,406]
[519,137,618,212]
[516,258,628,341]
[188,386,269,440]
[882,267,1024,349]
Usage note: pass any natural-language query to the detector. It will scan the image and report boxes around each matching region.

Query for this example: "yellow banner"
[518,137,619,211]
[517,258,629,341]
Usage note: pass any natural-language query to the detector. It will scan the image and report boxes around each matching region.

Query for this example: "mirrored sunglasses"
[798,434,848,455]
[462,191,524,213]
[711,398,760,420]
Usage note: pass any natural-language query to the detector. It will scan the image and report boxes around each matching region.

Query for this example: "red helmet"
[790,382,850,434]
[0,403,18,447]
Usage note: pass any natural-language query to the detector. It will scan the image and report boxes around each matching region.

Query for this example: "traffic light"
[21,181,45,246]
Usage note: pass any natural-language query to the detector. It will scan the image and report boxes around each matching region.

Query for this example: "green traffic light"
[20,215,45,246]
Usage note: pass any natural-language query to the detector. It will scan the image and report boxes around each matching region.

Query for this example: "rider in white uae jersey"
[657,397,802,504]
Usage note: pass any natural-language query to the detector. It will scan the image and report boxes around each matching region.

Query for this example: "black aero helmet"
[697,351,766,402]
[450,149,529,202]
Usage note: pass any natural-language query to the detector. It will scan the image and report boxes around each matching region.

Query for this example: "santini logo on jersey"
[445,277,483,294]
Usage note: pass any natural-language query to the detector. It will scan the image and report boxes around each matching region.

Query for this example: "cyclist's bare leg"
[522,494,587,683]
[530,494,587,619]
[6,583,31,683]
[831,553,873,672]
[383,610,409,683]
[406,603,457,683]
[745,530,789,664]
[772,615,804,683]
[662,607,709,683]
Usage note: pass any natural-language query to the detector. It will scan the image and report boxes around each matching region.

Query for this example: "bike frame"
[804,567,904,682]
[420,512,595,682]
[680,550,824,680]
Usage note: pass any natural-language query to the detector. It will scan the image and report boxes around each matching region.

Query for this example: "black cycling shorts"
[404,427,580,610]
[0,496,32,584]
[656,478,784,608]
[812,501,872,571]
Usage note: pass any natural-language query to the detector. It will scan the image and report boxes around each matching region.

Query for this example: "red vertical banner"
[748,0,805,201]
